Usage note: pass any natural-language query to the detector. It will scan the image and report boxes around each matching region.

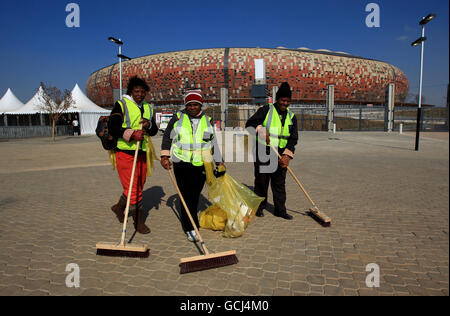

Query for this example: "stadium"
[86,47,409,107]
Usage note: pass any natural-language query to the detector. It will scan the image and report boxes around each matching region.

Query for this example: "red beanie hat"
[184,89,203,106]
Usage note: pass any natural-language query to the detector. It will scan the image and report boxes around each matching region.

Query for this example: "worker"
[245,82,298,220]
[160,89,224,242]
[108,76,158,234]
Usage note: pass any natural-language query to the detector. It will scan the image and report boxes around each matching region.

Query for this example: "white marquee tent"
[63,84,110,135]
[0,89,25,113]
[5,84,110,135]
[6,86,56,115]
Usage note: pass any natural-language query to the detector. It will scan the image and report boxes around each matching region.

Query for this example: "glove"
[214,163,226,178]
[131,130,144,141]
[279,154,291,169]
[160,156,172,170]
[140,119,151,130]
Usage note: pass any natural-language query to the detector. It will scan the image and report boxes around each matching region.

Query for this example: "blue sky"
[0,0,448,106]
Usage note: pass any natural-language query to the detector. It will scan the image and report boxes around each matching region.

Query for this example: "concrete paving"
[0,132,448,296]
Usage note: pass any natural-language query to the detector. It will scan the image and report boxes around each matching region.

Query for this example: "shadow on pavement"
[142,186,166,221]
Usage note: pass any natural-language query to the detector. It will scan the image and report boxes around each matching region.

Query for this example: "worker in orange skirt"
[108,76,158,234]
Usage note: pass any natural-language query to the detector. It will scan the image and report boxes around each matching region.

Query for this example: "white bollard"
[399,123,403,135]
[333,123,336,134]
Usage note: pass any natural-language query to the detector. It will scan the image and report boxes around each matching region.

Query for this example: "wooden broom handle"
[269,143,317,207]
[168,169,209,255]
[120,125,142,246]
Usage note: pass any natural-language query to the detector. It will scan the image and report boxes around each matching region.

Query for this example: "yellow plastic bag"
[202,152,264,238]
[109,150,117,171]
[200,205,227,231]
[144,135,159,177]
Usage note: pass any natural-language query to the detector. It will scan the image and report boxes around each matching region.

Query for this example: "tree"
[414,94,426,105]
[38,82,75,142]
[406,93,426,105]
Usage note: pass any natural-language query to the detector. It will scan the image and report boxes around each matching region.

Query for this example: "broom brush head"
[96,242,150,258]
[308,206,331,227]
[179,250,238,274]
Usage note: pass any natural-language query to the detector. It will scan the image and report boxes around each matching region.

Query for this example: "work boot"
[275,212,293,220]
[111,195,136,223]
[133,204,151,234]
[256,208,264,217]
[111,195,127,223]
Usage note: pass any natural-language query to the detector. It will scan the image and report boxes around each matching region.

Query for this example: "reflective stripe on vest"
[260,105,294,149]
[116,98,154,151]
[172,113,214,166]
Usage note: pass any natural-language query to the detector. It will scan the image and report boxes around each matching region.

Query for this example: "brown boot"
[133,204,151,234]
[111,195,136,223]
[111,195,127,223]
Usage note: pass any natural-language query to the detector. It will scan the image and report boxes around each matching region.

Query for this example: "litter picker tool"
[167,168,238,274]
[269,143,332,226]
[96,125,150,258]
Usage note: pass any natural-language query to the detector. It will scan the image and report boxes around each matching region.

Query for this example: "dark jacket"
[245,103,298,156]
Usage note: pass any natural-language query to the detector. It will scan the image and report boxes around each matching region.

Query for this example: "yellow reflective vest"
[116,97,154,151]
[172,112,214,167]
[259,104,295,149]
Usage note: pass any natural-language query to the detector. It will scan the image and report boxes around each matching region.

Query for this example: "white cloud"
[404,24,416,32]
[396,35,409,41]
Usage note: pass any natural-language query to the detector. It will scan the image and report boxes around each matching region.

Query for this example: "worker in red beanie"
[160,89,224,242]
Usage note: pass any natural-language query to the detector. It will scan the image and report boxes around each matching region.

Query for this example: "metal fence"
[2,104,447,140]
[137,104,449,133]
[393,107,449,132]
[154,104,449,132]
[291,107,328,131]
[333,105,387,131]
[0,126,72,139]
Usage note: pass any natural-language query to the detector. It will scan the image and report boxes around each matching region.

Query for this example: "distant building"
[86,47,409,106]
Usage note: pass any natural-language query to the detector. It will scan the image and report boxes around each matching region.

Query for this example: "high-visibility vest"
[116,98,154,151]
[172,112,214,167]
[259,104,295,149]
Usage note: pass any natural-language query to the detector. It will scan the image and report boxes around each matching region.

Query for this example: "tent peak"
[0,88,25,113]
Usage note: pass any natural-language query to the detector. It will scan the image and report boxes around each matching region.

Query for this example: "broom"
[269,142,332,226]
[167,169,238,274]
[96,126,150,258]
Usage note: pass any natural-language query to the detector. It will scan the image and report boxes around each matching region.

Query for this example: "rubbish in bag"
[200,205,227,231]
[200,152,264,238]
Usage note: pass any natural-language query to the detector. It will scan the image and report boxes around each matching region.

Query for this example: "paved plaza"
[0,131,448,296]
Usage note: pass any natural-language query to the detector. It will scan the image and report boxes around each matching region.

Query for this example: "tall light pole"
[108,37,124,99]
[411,14,436,151]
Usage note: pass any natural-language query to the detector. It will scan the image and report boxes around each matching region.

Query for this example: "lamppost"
[411,13,436,151]
[108,37,131,99]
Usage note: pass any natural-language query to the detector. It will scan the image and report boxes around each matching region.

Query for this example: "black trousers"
[173,161,206,233]
[73,126,80,135]
[254,147,288,216]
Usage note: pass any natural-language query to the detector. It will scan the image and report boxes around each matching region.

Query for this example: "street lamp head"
[108,37,123,45]
[411,37,427,47]
[118,54,132,61]
[419,13,436,25]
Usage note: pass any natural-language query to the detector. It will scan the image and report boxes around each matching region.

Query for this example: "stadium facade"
[86,47,409,106]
